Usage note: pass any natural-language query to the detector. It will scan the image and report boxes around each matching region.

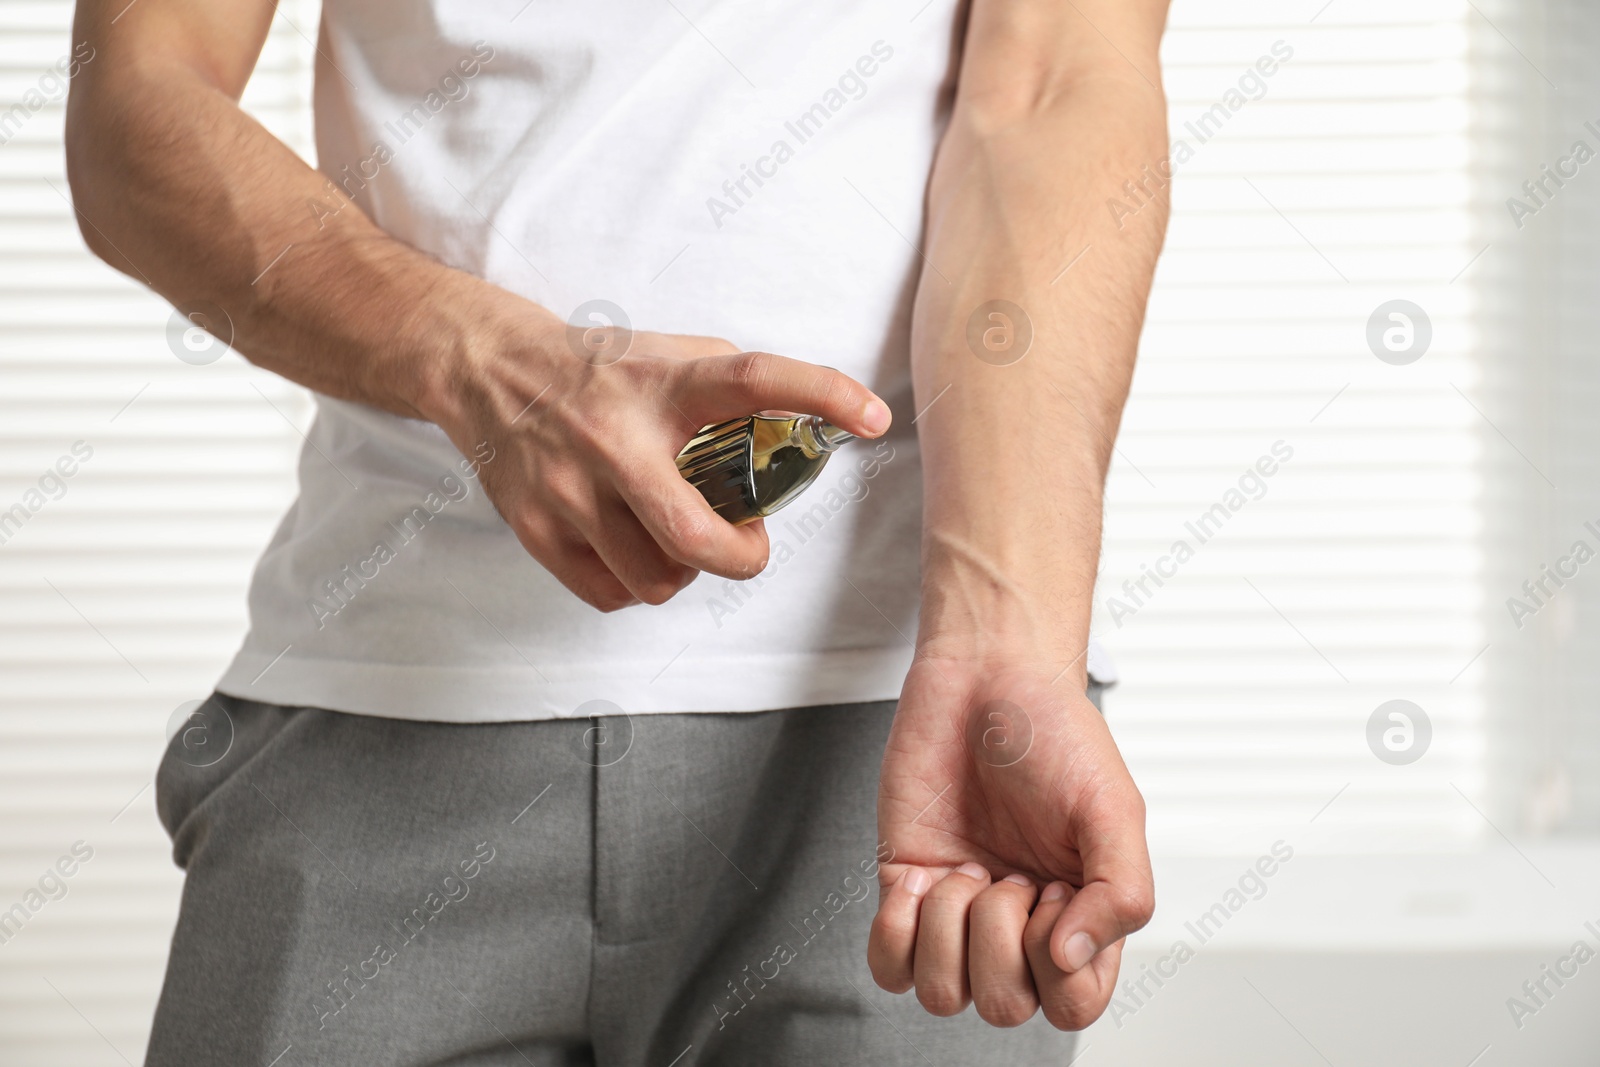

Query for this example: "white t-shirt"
[215,0,1114,722]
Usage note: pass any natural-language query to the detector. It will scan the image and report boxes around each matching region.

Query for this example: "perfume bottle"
[676,414,854,525]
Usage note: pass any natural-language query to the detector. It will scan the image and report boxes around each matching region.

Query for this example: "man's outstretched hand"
[868,652,1153,1030]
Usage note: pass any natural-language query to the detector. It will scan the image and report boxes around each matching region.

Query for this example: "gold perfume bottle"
[676,414,854,525]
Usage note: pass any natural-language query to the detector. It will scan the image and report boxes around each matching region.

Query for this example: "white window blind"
[1099,0,1494,853]
[0,3,317,1063]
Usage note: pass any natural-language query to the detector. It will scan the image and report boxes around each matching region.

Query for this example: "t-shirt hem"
[215,638,1117,723]
[214,646,919,723]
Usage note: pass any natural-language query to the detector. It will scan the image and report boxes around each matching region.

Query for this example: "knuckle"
[870,966,913,996]
[1113,883,1156,928]
[811,366,851,414]
[507,512,550,554]
[1123,785,1149,822]
[590,589,636,613]
[976,882,1031,915]
[875,908,918,946]
[662,503,717,561]
[570,565,636,614]
[539,469,591,517]
[925,879,979,910]
[866,947,913,995]
[1023,922,1053,959]
[564,406,618,455]
[1040,994,1098,1032]
[725,351,771,395]
[915,984,968,1018]
[635,585,674,607]
[635,566,694,606]
[974,992,1038,1029]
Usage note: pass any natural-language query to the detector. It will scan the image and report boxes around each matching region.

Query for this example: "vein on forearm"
[911,66,1168,642]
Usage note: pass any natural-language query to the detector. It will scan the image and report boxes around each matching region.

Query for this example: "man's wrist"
[375,253,565,433]
[916,581,1093,692]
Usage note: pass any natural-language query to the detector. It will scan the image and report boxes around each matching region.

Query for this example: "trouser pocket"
[155,692,304,867]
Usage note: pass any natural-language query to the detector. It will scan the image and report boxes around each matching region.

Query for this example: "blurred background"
[3,0,1599,1062]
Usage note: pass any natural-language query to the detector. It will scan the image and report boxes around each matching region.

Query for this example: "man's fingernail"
[903,868,932,896]
[1003,873,1033,887]
[1063,931,1096,972]
[956,862,989,881]
[1040,881,1068,903]
[862,400,891,435]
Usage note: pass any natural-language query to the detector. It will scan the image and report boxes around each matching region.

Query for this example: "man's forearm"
[912,41,1169,681]
[877,31,1169,1013]
[64,7,536,424]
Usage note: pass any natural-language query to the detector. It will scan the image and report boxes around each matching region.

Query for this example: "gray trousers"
[147,693,1091,1066]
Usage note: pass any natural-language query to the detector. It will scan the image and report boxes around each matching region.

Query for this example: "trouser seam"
[585,715,600,1047]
